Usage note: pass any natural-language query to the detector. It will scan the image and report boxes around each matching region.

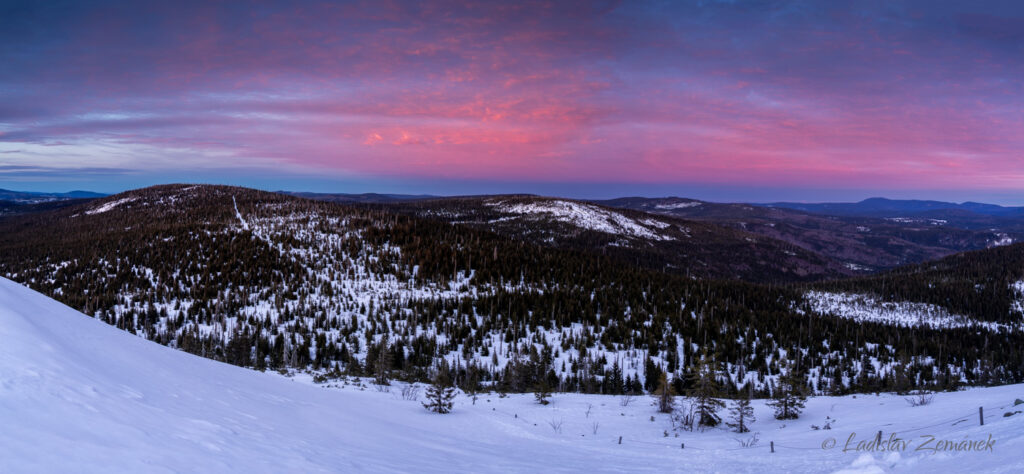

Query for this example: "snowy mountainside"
[3,277,1024,473]
[0,276,647,472]
[2,184,1024,397]
[367,195,850,283]
[486,198,676,241]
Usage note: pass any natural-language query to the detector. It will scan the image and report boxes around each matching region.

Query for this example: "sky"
[1,0,1023,203]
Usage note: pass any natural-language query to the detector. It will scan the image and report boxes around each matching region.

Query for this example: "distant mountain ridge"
[765,197,1024,218]
[278,191,438,203]
[593,196,1021,273]
[0,188,107,203]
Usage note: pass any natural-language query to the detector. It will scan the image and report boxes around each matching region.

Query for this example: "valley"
[2,184,1022,401]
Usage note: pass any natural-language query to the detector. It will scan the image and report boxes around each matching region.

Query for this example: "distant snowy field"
[803,291,1023,331]
[486,199,677,240]
[2,277,1023,473]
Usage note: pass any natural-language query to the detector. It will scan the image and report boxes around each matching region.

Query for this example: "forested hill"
[807,242,1024,324]
[1,184,1022,397]
[594,196,1019,274]
[357,196,850,283]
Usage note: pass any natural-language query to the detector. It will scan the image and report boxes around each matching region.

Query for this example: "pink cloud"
[3,1,1024,194]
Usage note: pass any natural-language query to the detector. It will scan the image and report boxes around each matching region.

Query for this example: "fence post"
[770,441,774,453]
[618,436,622,445]
[681,443,685,449]
[979,407,984,426]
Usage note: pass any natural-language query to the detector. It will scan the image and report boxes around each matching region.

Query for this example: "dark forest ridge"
[764,197,1024,218]
[0,188,107,203]
[6,185,1023,217]
[7,185,1022,276]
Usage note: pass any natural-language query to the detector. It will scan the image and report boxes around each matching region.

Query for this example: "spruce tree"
[534,379,552,405]
[463,364,482,405]
[374,340,392,386]
[652,372,675,413]
[687,351,724,429]
[423,369,457,414]
[644,357,661,393]
[727,389,756,433]
[768,361,807,420]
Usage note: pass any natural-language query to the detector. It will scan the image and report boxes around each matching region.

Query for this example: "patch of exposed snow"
[85,197,135,215]
[805,291,1019,331]
[641,218,671,229]
[1012,281,1024,315]
[989,233,1014,247]
[654,201,701,210]
[884,217,947,226]
[232,196,250,231]
[488,200,673,241]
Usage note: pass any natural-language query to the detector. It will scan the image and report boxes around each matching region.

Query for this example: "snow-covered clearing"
[883,218,947,226]
[232,195,250,231]
[2,277,1023,473]
[488,199,674,241]
[654,202,701,210]
[1012,281,1024,315]
[991,233,1015,247]
[804,291,1021,332]
[85,197,135,215]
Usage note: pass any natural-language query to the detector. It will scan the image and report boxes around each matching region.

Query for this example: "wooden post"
[618,436,622,445]
[980,407,984,426]
[681,443,685,449]
[770,441,774,453]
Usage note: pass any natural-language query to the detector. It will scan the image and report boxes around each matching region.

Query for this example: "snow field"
[487,199,675,241]
[3,277,1024,473]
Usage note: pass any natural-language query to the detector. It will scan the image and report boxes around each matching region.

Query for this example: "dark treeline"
[366,196,847,283]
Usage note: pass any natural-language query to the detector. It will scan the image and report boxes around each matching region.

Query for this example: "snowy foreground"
[1,277,1023,473]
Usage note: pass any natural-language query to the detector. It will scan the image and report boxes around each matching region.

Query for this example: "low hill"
[767,197,1024,218]
[0,188,106,203]
[597,197,1019,273]
[808,242,1024,325]
[364,195,851,283]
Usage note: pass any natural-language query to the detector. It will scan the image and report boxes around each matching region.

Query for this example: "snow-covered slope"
[0,276,640,472]
[3,277,1024,473]
[804,291,1022,332]
[486,199,676,241]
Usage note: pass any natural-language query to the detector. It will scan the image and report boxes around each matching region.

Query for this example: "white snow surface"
[1012,281,1024,316]
[232,195,250,230]
[654,202,702,210]
[84,197,135,215]
[990,233,1014,247]
[488,199,673,240]
[3,277,1024,473]
[804,291,1021,332]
